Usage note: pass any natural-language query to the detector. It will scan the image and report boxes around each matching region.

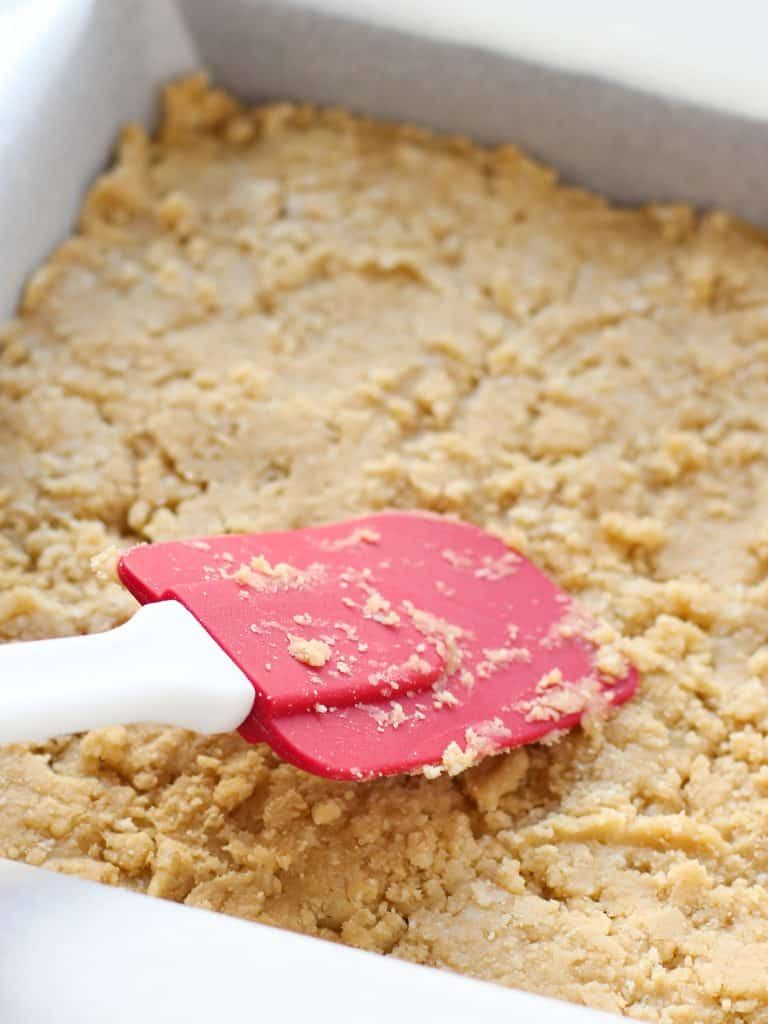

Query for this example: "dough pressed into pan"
[2,75,768,1023]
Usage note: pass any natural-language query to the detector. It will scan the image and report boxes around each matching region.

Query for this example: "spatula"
[0,511,636,779]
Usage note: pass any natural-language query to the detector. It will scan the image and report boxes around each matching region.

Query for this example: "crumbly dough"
[3,75,768,1022]
[287,634,332,667]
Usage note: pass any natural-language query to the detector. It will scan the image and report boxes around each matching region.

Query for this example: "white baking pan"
[0,859,610,1024]
[1,1,765,1020]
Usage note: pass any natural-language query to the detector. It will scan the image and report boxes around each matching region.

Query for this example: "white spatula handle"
[0,601,254,745]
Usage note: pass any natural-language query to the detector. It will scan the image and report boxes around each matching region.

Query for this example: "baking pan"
[1,1,766,1020]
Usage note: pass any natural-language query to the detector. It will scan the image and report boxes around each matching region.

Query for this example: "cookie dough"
[2,75,768,1023]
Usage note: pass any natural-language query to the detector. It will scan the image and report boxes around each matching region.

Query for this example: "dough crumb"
[311,800,342,825]
[287,635,332,667]
[362,591,400,626]
[90,546,121,582]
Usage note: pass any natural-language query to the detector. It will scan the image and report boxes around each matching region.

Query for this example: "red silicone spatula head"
[118,512,637,780]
